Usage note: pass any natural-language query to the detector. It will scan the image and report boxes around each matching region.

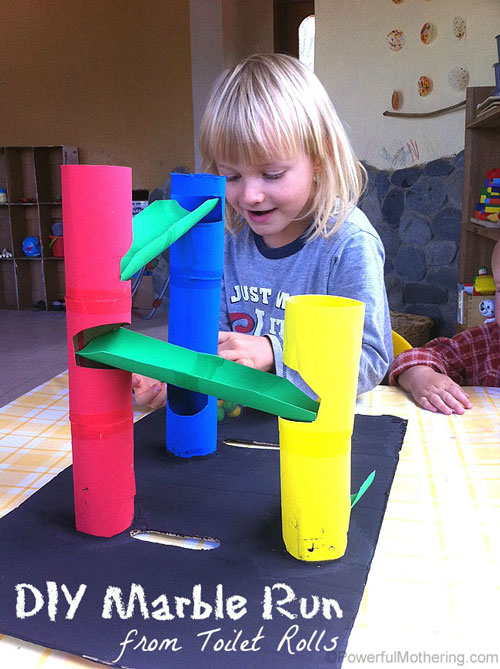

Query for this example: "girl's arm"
[327,229,393,394]
[395,365,472,414]
[389,339,469,386]
[389,335,475,414]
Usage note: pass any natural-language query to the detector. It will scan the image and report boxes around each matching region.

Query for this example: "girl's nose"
[241,178,265,205]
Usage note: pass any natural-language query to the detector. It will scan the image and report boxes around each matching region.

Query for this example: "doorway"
[274,0,314,57]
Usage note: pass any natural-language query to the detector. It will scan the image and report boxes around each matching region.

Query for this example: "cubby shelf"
[0,146,78,309]
[458,88,500,285]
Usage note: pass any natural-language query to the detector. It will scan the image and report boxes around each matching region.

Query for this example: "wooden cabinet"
[458,87,500,284]
[0,146,78,309]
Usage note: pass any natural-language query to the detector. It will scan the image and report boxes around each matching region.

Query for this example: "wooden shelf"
[467,101,500,129]
[0,145,78,309]
[464,221,500,241]
[458,87,500,288]
[3,201,62,206]
[7,203,37,206]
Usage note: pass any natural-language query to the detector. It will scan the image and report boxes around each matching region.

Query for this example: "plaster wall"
[190,0,224,173]
[0,0,193,190]
[190,0,274,171]
[221,0,274,68]
[315,0,500,169]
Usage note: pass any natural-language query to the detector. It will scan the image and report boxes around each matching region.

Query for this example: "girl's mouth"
[247,208,275,223]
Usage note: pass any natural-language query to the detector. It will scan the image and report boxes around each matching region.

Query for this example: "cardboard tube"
[166,173,225,457]
[62,165,134,537]
[279,295,364,561]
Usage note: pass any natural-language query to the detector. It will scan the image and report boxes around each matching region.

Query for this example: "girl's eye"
[225,175,240,182]
[264,171,285,180]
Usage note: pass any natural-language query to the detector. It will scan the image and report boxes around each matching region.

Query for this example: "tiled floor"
[0,309,168,408]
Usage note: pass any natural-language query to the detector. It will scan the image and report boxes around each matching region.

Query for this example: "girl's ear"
[312,158,321,185]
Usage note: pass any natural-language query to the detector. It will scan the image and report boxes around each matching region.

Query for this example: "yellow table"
[351,386,500,666]
[0,377,499,667]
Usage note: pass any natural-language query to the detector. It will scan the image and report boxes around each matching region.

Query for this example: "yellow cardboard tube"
[279,295,365,561]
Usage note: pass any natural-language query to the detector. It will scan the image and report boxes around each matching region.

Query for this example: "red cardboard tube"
[62,165,134,537]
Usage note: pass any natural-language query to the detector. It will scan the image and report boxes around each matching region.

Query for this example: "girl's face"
[216,152,317,248]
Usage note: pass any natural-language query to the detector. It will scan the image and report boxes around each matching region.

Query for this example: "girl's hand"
[218,331,275,372]
[132,374,166,410]
[397,365,472,415]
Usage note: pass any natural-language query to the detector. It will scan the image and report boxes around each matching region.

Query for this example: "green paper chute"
[77,328,319,423]
[350,470,376,508]
[120,198,219,281]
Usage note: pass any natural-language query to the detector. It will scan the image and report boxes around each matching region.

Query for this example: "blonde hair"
[199,53,366,239]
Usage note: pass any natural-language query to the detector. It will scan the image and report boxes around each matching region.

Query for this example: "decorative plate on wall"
[386,29,405,51]
[418,76,433,97]
[448,67,470,90]
[391,90,402,110]
[453,16,466,39]
[420,22,436,45]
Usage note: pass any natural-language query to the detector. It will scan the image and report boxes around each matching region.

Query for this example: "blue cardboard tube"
[166,173,226,457]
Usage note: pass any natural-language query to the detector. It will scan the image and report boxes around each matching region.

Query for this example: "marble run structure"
[62,164,369,561]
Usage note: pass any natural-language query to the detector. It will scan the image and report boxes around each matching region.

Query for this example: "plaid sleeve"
[389,346,454,386]
[388,330,486,387]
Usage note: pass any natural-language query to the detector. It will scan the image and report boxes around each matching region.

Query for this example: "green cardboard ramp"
[120,198,219,281]
[77,328,319,422]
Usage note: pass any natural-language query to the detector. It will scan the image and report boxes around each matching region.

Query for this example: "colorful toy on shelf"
[473,265,496,295]
[0,187,7,203]
[51,221,63,236]
[48,235,64,257]
[474,169,500,221]
[479,298,495,323]
[22,236,41,257]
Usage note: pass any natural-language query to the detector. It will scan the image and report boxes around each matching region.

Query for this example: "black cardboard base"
[0,409,406,668]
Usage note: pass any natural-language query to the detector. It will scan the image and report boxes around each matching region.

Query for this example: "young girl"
[133,53,393,408]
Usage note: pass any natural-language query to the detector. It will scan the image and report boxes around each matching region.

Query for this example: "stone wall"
[359,152,464,338]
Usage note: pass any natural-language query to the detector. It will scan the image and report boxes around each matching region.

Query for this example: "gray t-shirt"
[219,207,393,397]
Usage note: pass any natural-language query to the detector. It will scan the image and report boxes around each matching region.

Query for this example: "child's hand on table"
[397,365,472,415]
[218,331,275,372]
